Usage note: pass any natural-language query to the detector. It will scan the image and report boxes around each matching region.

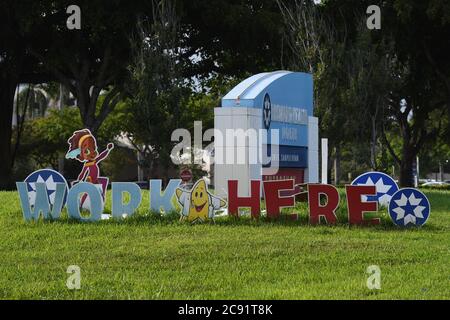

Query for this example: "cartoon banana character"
[175,179,226,223]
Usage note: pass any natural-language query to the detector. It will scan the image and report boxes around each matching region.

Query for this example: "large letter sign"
[150,179,181,214]
[228,180,261,218]
[263,180,296,219]
[308,184,340,225]
[67,182,103,222]
[346,185,379,225]
[112,182,142,218]
[17,163,430,227]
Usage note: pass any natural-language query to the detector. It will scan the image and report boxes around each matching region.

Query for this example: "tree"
[380,0,450,186]
[27,0,153,134]
[179,0,283,80]
[279,0,450,186]
[278,0,385,182]
[0,1,52,189]
[0,0,169,188]
[123,1,189,181]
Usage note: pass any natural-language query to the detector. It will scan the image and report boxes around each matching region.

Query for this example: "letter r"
[308,184,340,225]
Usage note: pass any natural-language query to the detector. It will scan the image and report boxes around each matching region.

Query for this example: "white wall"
[214,107,262,198]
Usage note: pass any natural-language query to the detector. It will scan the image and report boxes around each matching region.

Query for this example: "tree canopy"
[1,0,449,188]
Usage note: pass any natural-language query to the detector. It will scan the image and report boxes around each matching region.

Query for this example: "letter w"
[16,182,66,221]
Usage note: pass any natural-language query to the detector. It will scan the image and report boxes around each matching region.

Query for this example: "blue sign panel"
[266,122,308,147]
[222,71,313,148]
[262,145,308,168]
[222,72,313,115]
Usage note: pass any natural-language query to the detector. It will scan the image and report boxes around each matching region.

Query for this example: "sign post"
[321,138,328,184]
[180,168,193,183]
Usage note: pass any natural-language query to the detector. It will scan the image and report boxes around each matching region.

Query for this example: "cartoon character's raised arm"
[96,143,114,163]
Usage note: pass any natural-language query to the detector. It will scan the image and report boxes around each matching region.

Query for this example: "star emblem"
[389,188,430,226]
[351,172,399,207]
[24,169,68,207]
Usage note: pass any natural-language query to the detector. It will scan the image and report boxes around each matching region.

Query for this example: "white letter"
[171,129,191,165]
[193,121,203,165]
[203,128,217,165]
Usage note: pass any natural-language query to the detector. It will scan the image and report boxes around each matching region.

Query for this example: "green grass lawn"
[0,188,449,299]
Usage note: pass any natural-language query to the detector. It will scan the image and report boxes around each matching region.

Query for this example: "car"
[421,181,448,187]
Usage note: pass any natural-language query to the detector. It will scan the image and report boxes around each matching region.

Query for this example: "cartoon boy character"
[65,129,113,204]
[175,179,226,223]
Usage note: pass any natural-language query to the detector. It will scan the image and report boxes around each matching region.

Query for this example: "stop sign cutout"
[180,169,192,182]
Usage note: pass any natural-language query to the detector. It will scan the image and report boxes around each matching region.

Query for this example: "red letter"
[346,185,379,225]
[228,180,261,218]
[308,184,340,225]
[263,180,295,219]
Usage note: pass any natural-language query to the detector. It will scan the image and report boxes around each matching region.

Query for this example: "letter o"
[67,182,103,221]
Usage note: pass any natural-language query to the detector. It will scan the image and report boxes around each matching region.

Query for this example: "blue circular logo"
[24,169,69,207]
[351,171,399,207]
[389,188,430,226]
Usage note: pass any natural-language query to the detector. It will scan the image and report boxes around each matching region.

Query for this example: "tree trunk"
[75,83,96,133]
[73,82,118,135]
[334,145,341,185]
[399,144,415,187]
[370,116,377,170]
[0,75,18,190]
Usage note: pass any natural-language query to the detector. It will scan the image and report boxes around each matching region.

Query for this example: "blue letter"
[17,182,66,221]
[67,182,103,222]
[111,182,142,218]
[150,179,181,214]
